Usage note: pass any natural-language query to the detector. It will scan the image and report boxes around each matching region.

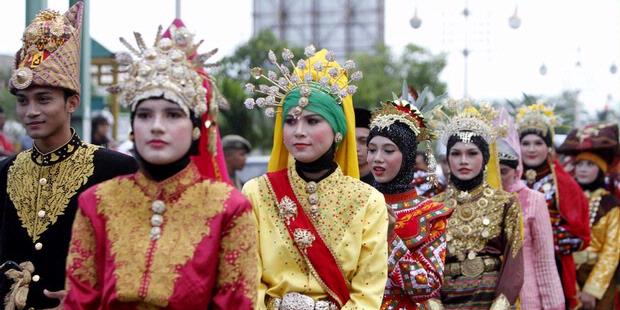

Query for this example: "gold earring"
[192,127,201,141]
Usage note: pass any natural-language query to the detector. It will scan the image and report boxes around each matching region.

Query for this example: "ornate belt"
[267,292,338,310]
[445,256,500,278]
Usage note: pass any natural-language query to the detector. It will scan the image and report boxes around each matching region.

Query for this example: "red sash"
[266,169,351,307]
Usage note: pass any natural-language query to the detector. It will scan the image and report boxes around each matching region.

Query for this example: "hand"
[579,291,596,310]
[387,205,396,239]
[42,289,67,310]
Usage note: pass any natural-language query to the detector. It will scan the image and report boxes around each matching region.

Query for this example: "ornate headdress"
[558,123,619,173]
[10,2,83,94]
[370,81,445,184]
[434,99,499,146]
[433,99,503,189]
[244,46,362,177]
[243,45,362,118]
[109,24,220,118]
[516,102,558,138]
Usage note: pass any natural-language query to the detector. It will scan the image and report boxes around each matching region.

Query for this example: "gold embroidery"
[7,144,97,242]
[504,196,524,258]
[436,184,511,261]
[96,166,230,307]
[66,209,97,287]
[217,211,257,304]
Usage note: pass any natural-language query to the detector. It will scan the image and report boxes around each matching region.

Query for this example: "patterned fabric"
[516,186,566,310]
[574,189,620,302]
[413,170,446,198]
[63,162,256,309]
[382,190,452,310]
[242,165,388,310]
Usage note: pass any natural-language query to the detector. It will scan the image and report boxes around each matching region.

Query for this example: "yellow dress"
[242,165,388,309]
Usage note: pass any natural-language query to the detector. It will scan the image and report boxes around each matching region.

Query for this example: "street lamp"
[509,6,521,29]
[410,7,422,29]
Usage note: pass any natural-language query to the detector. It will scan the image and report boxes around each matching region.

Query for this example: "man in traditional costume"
[0,3,137,309]
[63,20,257,309]
[242,46,389,309]
[517,103,591,309]
[558,123,620,309]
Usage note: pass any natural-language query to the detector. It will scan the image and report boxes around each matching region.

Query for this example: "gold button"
[37,210,46,218]
[34,242,43,250]
[32,275,40,282]
[39,178,47,185]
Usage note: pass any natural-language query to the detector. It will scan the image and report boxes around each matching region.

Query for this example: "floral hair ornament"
[109,25,222,119]
[371,81,445,185]
[515,102,560,138]
[242,45,362,118]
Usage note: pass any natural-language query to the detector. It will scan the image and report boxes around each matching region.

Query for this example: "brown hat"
[558,123,619,168]
[9,1,83,94]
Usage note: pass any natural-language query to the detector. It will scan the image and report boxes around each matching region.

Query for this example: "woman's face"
[133,98,193,165]
[500,164,517,189]
[448,141,485,181]
[574,159,600,185]
[367,136,403,183]
[520,134,548,167]
[283,109,335,163]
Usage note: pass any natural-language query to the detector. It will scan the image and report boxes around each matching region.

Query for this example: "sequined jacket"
[63,162,257,309]
[381,189,452,310]
[0,133,137,310]
[574,189,620,300]
[242,166,389,310]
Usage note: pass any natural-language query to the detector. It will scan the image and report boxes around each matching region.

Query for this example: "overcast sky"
[1,0,618,114]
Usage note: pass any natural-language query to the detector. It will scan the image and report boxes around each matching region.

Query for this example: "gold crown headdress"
[371,81,446,184]
[243,45,363,117]
[434,99,499,146]
[109,24,220,117]
[10,2,83,93]
[516,102,558,137]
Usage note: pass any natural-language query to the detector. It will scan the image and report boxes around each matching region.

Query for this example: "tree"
[352,44,447,108]
[215,30,303,152]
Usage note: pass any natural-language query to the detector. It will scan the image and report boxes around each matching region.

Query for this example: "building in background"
[253,0,385,58]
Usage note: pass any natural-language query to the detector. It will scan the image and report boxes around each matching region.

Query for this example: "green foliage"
[215,30,447,153]
[352,44,447,109]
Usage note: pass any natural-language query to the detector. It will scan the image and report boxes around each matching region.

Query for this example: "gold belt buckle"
[461,257,485,277]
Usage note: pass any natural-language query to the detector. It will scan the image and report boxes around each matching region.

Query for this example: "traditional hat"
[433,99,502,189]
[516,102,559,145]
[369,81,444,184]
[558,123,619,173]
[243,46,362,177]
[9,2,83,94]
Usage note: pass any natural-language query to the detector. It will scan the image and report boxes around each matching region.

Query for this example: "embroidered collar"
[523,161,551,184]
[134,161,201,201]
[31,129,83,166]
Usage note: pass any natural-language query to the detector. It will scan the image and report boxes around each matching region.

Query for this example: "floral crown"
[370,82,444,142]
[516,102,558,137]
[434,99,500,145]
[243,45,362,117]
[109,24,219,117]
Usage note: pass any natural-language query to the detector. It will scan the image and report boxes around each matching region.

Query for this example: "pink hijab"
[494,108,526,193]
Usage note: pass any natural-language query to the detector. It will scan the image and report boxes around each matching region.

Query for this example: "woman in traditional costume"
[63,23,257,309]
[366,86,452,309]
[516,103,590,309]
[432,101,524,309]
[495,108,565,310]
[241,46,389,309]
[558,123,620,309]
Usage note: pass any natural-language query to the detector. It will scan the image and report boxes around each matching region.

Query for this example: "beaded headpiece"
[109,24,220,117]
[243,45,362,117]
[370,81,445,184]
[516,102,558,137]
[434,99,500,146]
[9,2,83,94]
